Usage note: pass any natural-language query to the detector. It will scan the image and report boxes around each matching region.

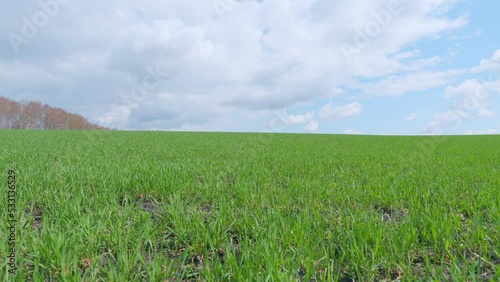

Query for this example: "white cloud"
[472,49,500,73]
[352,69,464,97]
[423,77,498,134]
[276,110,315,126]
[465,129,499,135]
[424,107,495,135]
[444,78,497,110]
[318,102,363,119]
[0,0,471,131]
[420,49,500,135]
[304,120,319,133]
[444,79,480,98]
[393,49,421,60]
[404,112,421,121]
[343,129,362,134]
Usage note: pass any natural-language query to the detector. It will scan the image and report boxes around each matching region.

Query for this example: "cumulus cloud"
[404,112,421,121]
[472,49,500,73]
[423,49,500,135]
[275,110,315,126]
[424,109,494,135]
[343,129,362,134]
[446,78,498,110]
[423,78,498,134]
[352,70,464,97]
[318,102,363,119]
[465,129,499,135]
[0,0,470,131]
[304,120,319,133]
[393,49,421,60]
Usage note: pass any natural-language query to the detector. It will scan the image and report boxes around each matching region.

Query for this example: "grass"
[1,130,499,281]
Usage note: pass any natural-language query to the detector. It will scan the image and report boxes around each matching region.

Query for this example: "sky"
[1,0,499,135]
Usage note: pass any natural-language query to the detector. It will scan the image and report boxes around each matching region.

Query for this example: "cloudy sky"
[1,0,499,134]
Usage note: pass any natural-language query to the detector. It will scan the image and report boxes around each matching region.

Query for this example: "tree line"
[0,96,109,130]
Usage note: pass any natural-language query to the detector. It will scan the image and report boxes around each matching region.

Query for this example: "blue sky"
[1,0,499,134]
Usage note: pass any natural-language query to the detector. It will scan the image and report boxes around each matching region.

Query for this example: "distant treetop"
[0,96,109,130]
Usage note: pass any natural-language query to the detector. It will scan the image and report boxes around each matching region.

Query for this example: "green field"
[1,130,499,281]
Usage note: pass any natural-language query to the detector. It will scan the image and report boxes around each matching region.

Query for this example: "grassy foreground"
[1,130,499,281]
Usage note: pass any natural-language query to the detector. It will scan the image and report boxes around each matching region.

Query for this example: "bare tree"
[0,96,109,130]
